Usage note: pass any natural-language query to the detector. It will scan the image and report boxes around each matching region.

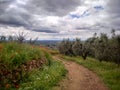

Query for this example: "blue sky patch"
[94,6,104,11]
[69,10,90,19]
[81,10,90,17]
[69,14,80,19]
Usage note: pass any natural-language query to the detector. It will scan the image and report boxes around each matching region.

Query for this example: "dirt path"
[53,56,109,90]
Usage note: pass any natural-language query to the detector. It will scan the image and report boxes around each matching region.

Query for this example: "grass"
[19,60,67,90]
[0,42,43,67]
[0,42,45,89]
[0,42,67,90]
[59,55,120,90]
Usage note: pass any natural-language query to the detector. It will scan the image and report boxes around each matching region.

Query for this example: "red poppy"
[0,45,3,51]
[15,84,20,89]
[5,84,11,89]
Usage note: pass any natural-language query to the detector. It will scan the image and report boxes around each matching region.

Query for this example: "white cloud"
[0,0,120,40]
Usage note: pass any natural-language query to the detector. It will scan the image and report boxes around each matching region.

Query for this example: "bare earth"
[53,56,109,90]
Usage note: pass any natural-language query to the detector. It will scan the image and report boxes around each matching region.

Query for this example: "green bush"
[0,42,50,89]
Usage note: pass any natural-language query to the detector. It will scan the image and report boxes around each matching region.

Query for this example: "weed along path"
[53,56,109,90]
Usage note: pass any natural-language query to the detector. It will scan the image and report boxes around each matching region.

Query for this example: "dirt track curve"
[53,56,109,90]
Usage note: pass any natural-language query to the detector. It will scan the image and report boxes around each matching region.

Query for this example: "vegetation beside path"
[0,42,67,90]
[19,60,67,90]
[59,55,120,90]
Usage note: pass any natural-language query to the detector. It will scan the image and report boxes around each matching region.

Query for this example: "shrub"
[0,42,50,89]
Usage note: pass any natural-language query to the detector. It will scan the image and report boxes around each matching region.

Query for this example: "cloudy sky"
[0,0,120,40]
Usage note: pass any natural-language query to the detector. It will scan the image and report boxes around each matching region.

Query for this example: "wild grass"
[0,42,67,90]
[0,42,43,68]
[0,42,45,89]
[19,60,67,90]
[60,55,120,90]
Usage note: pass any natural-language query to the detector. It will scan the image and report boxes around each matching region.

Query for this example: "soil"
[53,56,109,90]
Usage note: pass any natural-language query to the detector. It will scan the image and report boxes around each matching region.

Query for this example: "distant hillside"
[38,40,61,45]
[34,40,61,49]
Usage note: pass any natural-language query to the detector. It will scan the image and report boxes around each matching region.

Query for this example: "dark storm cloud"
[27,0,81,16]
[0,0,15,14]
[106,0,120,29]
[76,27,90,30]
[76,23,110,31]
[0,0,81,33]
[0,0,32,27]
[107,0,120,17]
[32,29,58,33]
[0,8,31,26]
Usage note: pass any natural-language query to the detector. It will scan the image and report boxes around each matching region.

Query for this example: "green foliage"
[109,35,120,65]
[60,55,120,90]
[0,42,52,89]
[19,60,67,90]
[58,29,120,65]
[72,38,82,56]
[58,38,88,59]
[85,30,120,65]
[0,35,6,42]
[0,42,42,67]
[44,51,52,66]
[58,39,73,55]
[94,33,109,61]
